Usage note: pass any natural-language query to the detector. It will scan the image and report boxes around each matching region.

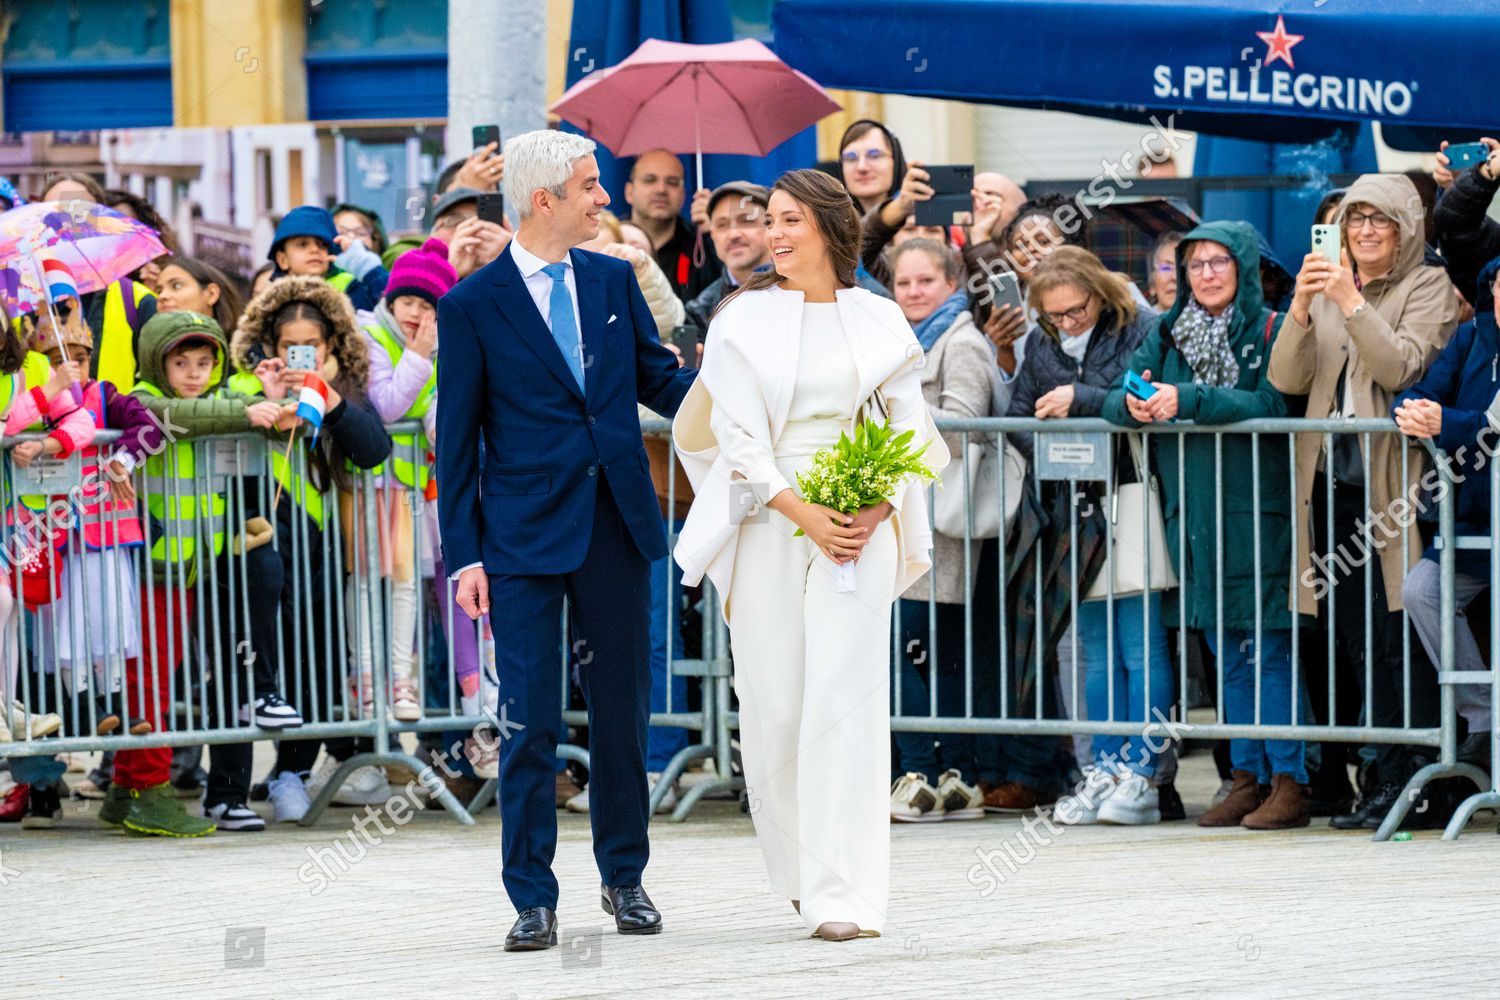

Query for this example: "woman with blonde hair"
[988,245,1166,821]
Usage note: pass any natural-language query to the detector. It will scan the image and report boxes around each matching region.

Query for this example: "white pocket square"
[607,313,618,324]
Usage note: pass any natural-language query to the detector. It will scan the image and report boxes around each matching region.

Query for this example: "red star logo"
[1256,15,1305,70]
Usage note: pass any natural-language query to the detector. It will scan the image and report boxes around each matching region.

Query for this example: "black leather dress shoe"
[1330,782,1399,830]
[504,907,558,951]
[601,884,663,935]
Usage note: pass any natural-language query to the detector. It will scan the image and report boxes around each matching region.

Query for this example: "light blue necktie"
[541,262,585,392]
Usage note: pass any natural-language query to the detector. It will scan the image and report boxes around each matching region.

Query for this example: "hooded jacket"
[1393,255,1500,577]
[1104,220,1292,631]
[231,276,391,483]
[1268,173,1461,614]
[132,312,261,437]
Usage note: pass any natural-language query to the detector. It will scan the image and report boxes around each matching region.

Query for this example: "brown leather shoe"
[1241,774,1310,830]
[980,781,1056,813]
[1197,770,1264,827]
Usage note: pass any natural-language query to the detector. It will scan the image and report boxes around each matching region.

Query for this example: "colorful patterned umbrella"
[0,200,168,314]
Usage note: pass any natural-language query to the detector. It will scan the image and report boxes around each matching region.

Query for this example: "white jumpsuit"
[717,302,896,934]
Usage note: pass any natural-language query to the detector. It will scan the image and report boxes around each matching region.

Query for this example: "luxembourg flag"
[42,258,79,304]
[295,372,329,444]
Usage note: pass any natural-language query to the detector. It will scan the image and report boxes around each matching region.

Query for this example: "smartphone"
[988,271,1025,314]
[1124,370,1158,401]
[472,124,501,152]
[1311,224,1341,265]
[1446,142,1490,171]
[915,164,975,227]
[669,325,698,363]
[286,345,316,371]
[477,192,506,227]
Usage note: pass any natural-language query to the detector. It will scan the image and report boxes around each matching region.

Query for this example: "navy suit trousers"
[489,474,653,910]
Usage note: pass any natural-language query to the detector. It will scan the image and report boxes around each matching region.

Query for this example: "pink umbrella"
[550,38,840,189]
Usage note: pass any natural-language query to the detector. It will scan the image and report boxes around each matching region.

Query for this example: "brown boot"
[1241,774,1310,830]
[1197,770,1264,827]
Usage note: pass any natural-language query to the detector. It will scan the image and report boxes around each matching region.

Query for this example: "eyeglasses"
[337,226,372,240]
[1345,210,1394,231]
[841,149,889,165]
[1186,255,1233,276]
[1155,262,1176,274]
[1043,297,1094,326]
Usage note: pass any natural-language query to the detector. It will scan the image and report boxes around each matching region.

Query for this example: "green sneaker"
[121,784,216,838]
[99,783,132,827]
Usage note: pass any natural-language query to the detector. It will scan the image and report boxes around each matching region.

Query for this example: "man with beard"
[683,182,771,336]
[624,149,721,301]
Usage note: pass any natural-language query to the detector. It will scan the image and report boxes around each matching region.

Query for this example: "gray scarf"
[1173,299,1238,388]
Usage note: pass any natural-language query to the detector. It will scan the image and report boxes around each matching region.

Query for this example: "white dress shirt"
[449,237,586,582]
[509,234,584,360]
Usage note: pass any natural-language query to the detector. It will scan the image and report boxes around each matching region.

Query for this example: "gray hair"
[503,130,598,221]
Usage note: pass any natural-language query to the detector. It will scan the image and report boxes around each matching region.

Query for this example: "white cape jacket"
[671,284,950,624]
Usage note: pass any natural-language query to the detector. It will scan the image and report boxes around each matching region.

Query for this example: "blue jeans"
[1208,628,1308,785]
[9,754,66,790]
[647,519,690,773]
[1077,593,1172,778]
[893,599,975,784]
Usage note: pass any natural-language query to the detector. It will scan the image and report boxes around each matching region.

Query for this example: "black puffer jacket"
[1006,305,1157,463]
[1435,165,1500,307]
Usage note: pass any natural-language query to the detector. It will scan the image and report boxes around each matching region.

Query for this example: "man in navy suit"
[436,130,696,952]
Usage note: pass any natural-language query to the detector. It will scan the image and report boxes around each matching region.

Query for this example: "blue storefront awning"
[771,0,1500,144]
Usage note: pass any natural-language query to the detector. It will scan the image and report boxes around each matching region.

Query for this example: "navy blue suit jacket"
[436,243,696,576]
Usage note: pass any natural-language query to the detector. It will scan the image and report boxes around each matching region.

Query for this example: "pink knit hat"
[384,238,459,308]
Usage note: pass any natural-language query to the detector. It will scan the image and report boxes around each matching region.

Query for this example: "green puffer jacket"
[1103,220,1293,632]
[131,312,264,436]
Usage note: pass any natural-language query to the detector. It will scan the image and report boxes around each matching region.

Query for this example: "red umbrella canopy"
[550,38,840,159]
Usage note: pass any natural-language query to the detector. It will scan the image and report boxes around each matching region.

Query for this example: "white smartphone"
[1311,224,1341,265]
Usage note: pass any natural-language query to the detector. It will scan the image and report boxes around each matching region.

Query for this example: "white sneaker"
[267,770,311,823]
[890,772,944,822]
[8,701,61,740]
[337,765,393,806]
[465,737,499,780]
[936,769,985,820]
[648,772,678,815]
[565,786,590,813]
[306,758,393,807]
[1097,773,1162,825]
[1051,767,1117,826]
[392,680,422,722]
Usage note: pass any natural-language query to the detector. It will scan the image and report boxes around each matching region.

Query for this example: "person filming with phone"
[1268,174,1461,830]
[1434,137,1500,308]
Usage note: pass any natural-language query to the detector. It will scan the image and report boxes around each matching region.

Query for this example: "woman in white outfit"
[672,170,948,942]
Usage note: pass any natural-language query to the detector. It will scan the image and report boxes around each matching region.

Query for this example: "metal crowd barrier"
[3,415,1494,840]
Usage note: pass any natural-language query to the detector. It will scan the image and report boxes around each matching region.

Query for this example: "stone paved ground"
[5,749,1499,1000]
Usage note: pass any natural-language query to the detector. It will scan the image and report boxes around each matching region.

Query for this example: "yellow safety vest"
[226,370,326,528]
[131,382,228,582]
[326,270,355,294]
[363,323,434,490]
[97,279,153,392]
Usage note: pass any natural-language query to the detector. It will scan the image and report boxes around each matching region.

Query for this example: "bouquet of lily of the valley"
[794,419,938,592]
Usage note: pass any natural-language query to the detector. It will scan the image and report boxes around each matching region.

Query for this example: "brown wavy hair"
[715,169,860,317]
[1027,245,1138,341]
